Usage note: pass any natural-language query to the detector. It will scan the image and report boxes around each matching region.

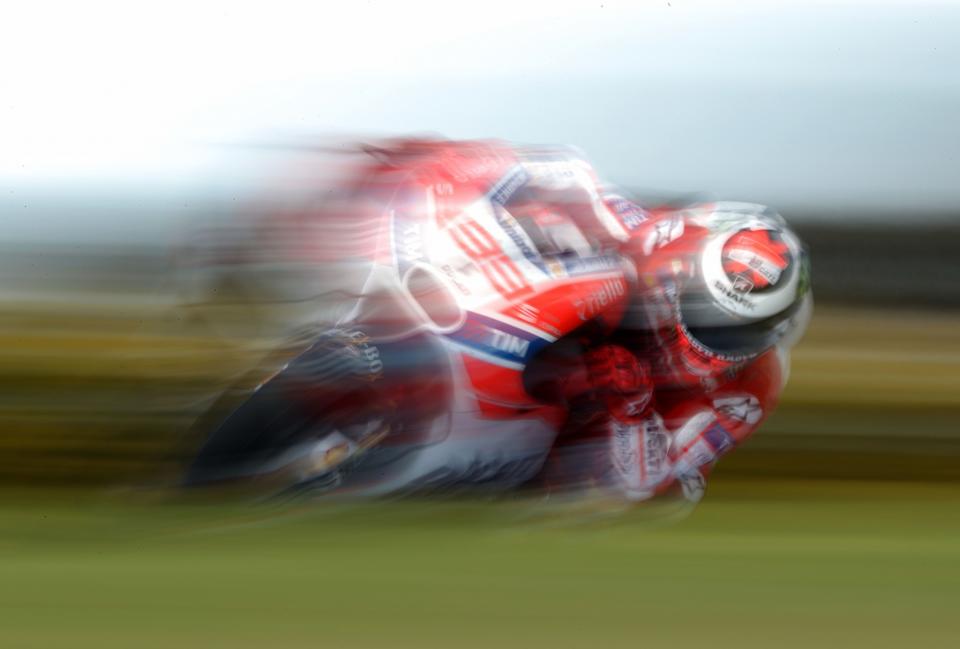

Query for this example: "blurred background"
[1,1,958,647]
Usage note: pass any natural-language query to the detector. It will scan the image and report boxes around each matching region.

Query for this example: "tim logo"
[490,330,530,358]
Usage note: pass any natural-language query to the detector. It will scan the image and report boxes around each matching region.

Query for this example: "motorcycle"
[181,139,662,499]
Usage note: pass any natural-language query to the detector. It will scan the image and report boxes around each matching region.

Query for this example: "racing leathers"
[544,205,792,504]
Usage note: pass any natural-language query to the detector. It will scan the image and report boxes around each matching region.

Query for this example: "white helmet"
[678,203,812,359]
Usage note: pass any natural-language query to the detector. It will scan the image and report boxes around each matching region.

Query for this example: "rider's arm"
[566,344,676,502]
[585,346,787,504]
[660,348,786,502]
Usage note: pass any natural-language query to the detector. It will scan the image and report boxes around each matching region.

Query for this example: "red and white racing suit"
[547,206,789,503]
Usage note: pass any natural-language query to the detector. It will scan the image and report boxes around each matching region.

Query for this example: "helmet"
[677,203,811,360]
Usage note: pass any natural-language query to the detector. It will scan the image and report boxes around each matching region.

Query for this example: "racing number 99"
[447,218,531,299]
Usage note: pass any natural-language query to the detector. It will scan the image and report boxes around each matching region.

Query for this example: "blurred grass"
[0,478,958,648]
[725,307,960,482]
[1,302,958,484]
[0,303,958,646]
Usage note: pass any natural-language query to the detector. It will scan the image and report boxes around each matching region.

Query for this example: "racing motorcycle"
[182,139,664,499]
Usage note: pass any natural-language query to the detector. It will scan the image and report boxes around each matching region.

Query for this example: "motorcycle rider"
[540,200,812,504]
[350,142,814,503]
[186,138,811,505]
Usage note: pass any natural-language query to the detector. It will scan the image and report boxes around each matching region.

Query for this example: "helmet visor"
[681,290,810,357]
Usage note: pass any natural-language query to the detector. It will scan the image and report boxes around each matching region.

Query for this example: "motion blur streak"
[5,138,952,487]
[2,139,818,505]
[1,136,959,647]
[2,2,960,647]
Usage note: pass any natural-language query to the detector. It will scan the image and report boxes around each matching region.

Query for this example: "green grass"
[0,306,958,646]
[1,478,958,648]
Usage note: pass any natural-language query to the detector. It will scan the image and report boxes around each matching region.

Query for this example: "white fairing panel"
[351,341,557,496]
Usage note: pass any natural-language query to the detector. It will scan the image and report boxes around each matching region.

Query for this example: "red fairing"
[368,140,632,411]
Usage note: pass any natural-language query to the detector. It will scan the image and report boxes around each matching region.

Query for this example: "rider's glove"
[584,344,653,422]
[606,413,673,501]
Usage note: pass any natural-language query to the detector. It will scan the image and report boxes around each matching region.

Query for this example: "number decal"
[443,214,531,299]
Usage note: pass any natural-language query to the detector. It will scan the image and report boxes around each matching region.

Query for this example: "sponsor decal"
[575,278,627,321]
[726,248,783,285]
[713,279,756,311]
[440,209,532,299]
[439,264,471,295]
[514,303,540,324]
[622,393,652,418]
[446,312,552,365]
[680,322,752,364]
[288,329,385,388]
[488,166,530,206]
[522,159,579,186]
[611,417,670,490]
[346,330,385,377]
[605,195,650,230]
[489,330,530,357]
[441,152,505,184]
[561,254,622,277]
[731,275,755,294]
[642,418,669,479]
[660,276,680,303]
[392,211,427,275]
[683,438,717,469]
[713,395,762,425]
[491,203,549,275]
[672,410,715,451]
[702,422,736,454]
[642,216,685,254]
[612,420,640,477]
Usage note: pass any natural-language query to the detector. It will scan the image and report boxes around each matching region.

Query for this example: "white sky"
[2,0,959,241]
